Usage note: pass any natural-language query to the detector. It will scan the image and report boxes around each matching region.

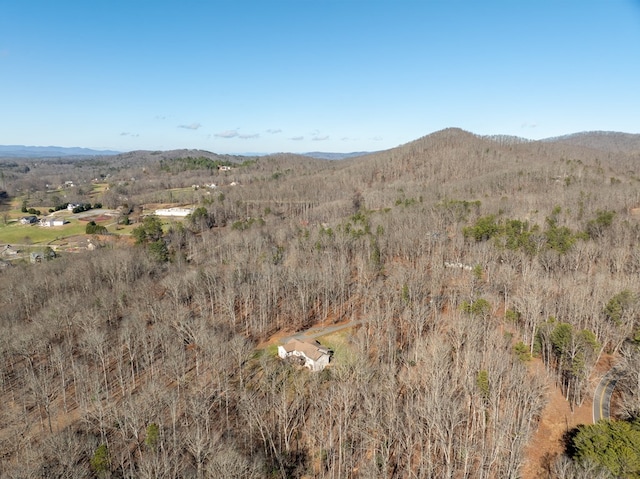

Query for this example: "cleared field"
[0,220,88,245]
[89,183,110,195]
[315,329,357,366]
[1,187,191,249]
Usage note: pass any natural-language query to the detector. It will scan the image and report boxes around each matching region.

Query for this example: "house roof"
[1,245,19,256]
[282,338,330,361]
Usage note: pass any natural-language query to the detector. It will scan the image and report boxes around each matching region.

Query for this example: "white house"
[20,216,38,225]
[0,245,19,257]
[277,338,331,372]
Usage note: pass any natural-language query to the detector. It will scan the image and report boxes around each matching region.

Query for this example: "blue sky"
[1,1,639,154]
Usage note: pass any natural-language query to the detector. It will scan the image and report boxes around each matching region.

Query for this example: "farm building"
[40,218,67,227]
[154,207,194,217]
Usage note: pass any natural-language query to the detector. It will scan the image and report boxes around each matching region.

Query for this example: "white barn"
[154,207,194,217]
[40,218,66,227]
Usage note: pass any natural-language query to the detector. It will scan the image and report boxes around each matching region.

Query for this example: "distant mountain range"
[0,145,121,158]
[1,130,638,159]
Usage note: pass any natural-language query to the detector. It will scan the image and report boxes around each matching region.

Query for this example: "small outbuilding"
[30,252,44,263]
[30,249,56,263]
[277,338,331,372]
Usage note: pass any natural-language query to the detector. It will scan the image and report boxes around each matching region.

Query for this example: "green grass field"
[1,188,191,248]
[0,208,136,245]
[89,183,110,195]
[316,330,356,366]
[0,220,87,245]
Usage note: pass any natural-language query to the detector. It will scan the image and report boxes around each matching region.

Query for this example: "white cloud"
[289,136,304,141]
[120,132,139,137]
[214,129,259,139]
[309,129,329,141]
[178,123,202,130]
[266,129,282,134]
[215,130,239,138]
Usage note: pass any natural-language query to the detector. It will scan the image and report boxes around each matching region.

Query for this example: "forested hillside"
[2,128,640,478]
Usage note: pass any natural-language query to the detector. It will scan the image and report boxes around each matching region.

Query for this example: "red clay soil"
[520,354,615,478]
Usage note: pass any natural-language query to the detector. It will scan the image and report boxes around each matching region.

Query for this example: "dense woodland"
[2,128,640,478]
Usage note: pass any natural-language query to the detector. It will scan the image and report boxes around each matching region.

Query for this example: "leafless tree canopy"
[1,128,640,477]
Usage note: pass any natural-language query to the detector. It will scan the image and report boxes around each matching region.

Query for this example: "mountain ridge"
[0,145,121,158]
[541,131,640,153]
[2,129,639,159]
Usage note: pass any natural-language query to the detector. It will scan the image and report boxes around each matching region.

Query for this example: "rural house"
[0,245,19,257]
[20,216,38,225]
[277,338,331,371]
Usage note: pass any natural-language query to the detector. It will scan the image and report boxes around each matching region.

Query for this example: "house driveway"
[71,208,118,219]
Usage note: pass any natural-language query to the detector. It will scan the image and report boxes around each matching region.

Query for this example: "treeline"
[159,156,238,173]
